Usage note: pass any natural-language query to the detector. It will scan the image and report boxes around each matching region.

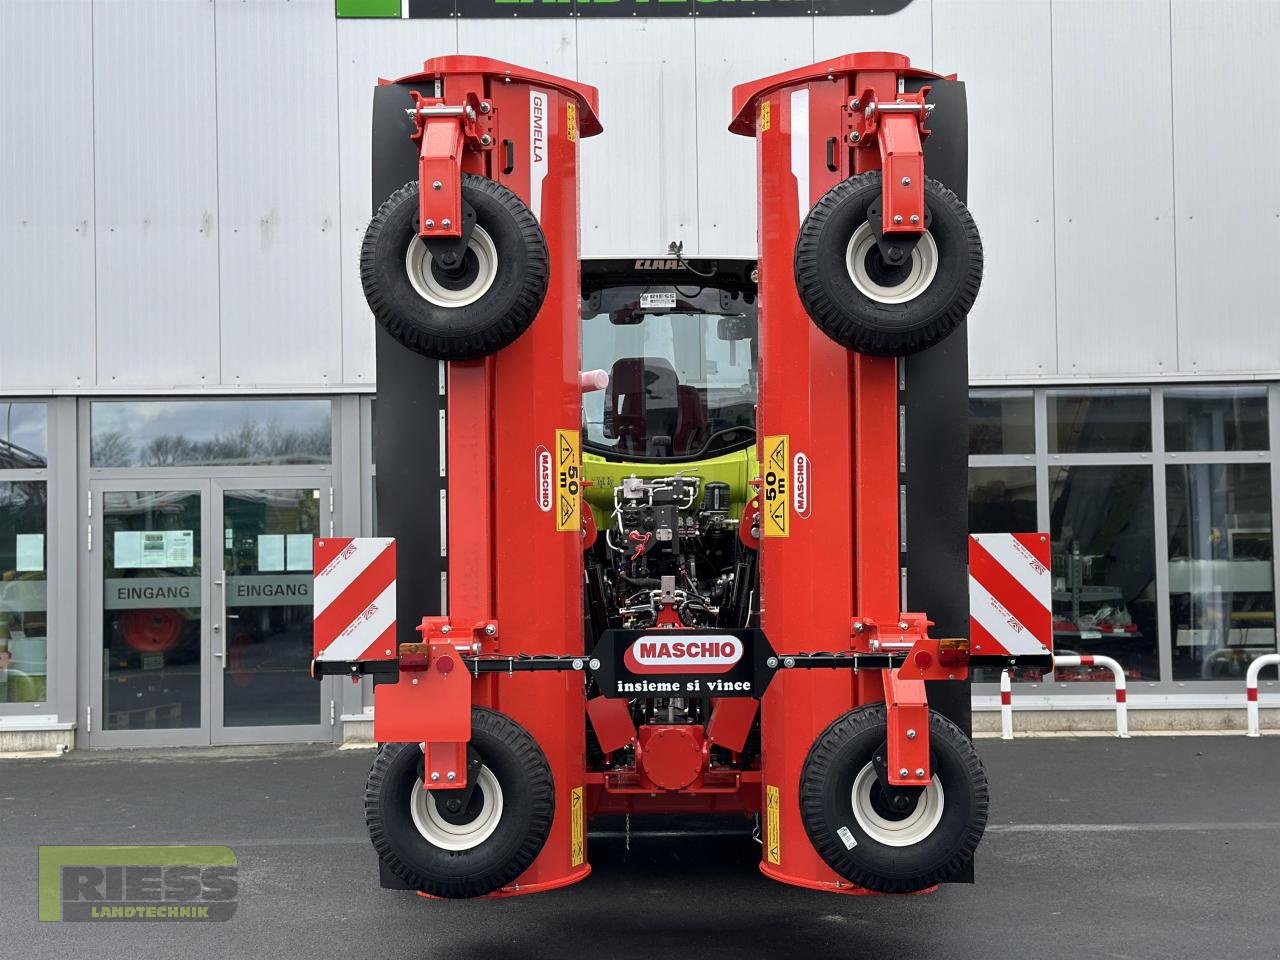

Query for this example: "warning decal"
[759,99,771,133]
[571,786,584,866]
[766,784,781,864]
[555,429,581,533]
[762,435,789,537]
[566,102,578,143]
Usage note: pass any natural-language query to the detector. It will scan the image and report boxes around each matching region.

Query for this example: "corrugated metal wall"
[1,0,1277,391]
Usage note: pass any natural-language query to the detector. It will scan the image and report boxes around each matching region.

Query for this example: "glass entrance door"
[89,479,334,746]
[93,482,210,746]
[212,482,331,743]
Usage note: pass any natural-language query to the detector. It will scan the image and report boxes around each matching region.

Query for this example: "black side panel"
[904,79,973,884]
[372,82,446,647]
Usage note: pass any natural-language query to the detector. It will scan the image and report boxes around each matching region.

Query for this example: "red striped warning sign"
[968,533,1052,658]
[313,537,397,664]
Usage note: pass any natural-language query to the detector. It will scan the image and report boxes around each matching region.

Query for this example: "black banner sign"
[590,628,777,699]
[397,0,915,19]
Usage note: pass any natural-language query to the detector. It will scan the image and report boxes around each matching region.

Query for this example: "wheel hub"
[405,224,499,308]
[409,765,504,851]
[846,221,938,305]
[851,761,945,847]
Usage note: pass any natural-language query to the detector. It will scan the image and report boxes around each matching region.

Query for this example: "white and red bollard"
[1052,654,1128,738]
[999,669,1013,740]
[1245,653,1280,737]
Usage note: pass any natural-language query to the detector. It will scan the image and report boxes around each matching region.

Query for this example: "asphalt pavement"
[2,735,1278,960]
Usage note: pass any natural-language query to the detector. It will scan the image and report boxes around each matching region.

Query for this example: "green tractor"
[579,258,761,646]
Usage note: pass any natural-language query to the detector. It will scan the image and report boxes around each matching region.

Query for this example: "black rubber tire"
[799,703,988,893]
[360,174,549,361]
[794,171,983,356]
[364,707,554,898]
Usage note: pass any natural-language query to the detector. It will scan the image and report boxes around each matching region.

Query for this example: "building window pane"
[1049,465,1158,681]
[968,466,1037,534]
[1164,386,1269,452]
[0,401,48,468]
[0,481,48,704]
[969,390,1034,455]
[91,399,332,468]
[1167,463,1274,680]
[1048,390,1151,454]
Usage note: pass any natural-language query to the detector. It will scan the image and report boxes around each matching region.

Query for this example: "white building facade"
[0,0,1276,747]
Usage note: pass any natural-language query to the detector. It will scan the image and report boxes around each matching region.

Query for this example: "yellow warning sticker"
[762,435,789,537]
[555,428,581,533]
[566,102,577,143]
[571,786,584,866]
[766,784,781,864]
[759,99,771,133]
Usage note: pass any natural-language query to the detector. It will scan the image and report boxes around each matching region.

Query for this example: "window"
[969,391,1034,455]
[1048,389,1151,453]
[0,401,48,468]
[1167,463,1274,679]
[1165,386,1269,452]
[0,481,48,704]
[968,466,1037,535]
[91,399,332,468]
[1049,465,1159,681]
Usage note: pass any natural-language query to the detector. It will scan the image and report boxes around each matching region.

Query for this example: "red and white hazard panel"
[313,537,397,664]
[968,533,1052,658]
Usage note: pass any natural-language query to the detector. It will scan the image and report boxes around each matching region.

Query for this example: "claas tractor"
[313,53,1052,901]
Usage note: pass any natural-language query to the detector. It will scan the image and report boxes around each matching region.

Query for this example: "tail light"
[938,637,970,667]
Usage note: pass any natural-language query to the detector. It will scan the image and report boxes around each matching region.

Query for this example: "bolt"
[901,177,911,186]
[899,768,909,778]
[441,219,451,228]
[411,677,419,685]
[430,771,440,782]
[850,98,860,109]
[384,649,392,656]
[766,656,779,669]
[445,799,462,812]
[424,218,435,229]
[849,132,861,144]
[783,657,796,669]
[893,214,904,224]
[432,180,443,191]
[479,101,492,114]
[571,658,584,671]
[906,728,917,740]
[589,658,601,671]
[910,214,920,225]
[898,621,909,630]
[441,625,451,634]
[484,624,497,636]
[854,621,865,633]
[480,133,492,146]
[948,673,956,680]
[447,771,457,782]
[915,768,926,778]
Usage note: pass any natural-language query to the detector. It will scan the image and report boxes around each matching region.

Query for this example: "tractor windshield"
[581,284,758,462]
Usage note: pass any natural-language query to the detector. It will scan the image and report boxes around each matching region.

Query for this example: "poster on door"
[114,531,195,569]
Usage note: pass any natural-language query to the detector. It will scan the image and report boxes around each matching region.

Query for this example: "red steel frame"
[372,57,602,897]
[730,52,966,894]
[360,52,976,901]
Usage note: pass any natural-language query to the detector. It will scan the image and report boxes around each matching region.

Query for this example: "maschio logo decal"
[534,445,553,512]
[39,845,238,922]
[623,635,744,674]
[792,451,811,519]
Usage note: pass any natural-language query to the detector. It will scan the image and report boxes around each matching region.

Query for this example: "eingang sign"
[337,0,914,19]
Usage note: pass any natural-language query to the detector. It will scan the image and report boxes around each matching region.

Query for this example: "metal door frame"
[86,478,212,748]
[210,477,334,745]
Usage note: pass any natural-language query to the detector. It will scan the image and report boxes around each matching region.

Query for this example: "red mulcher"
[313,53,1052,900]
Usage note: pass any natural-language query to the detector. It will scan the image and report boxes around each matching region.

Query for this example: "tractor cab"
[579,259,762,635]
